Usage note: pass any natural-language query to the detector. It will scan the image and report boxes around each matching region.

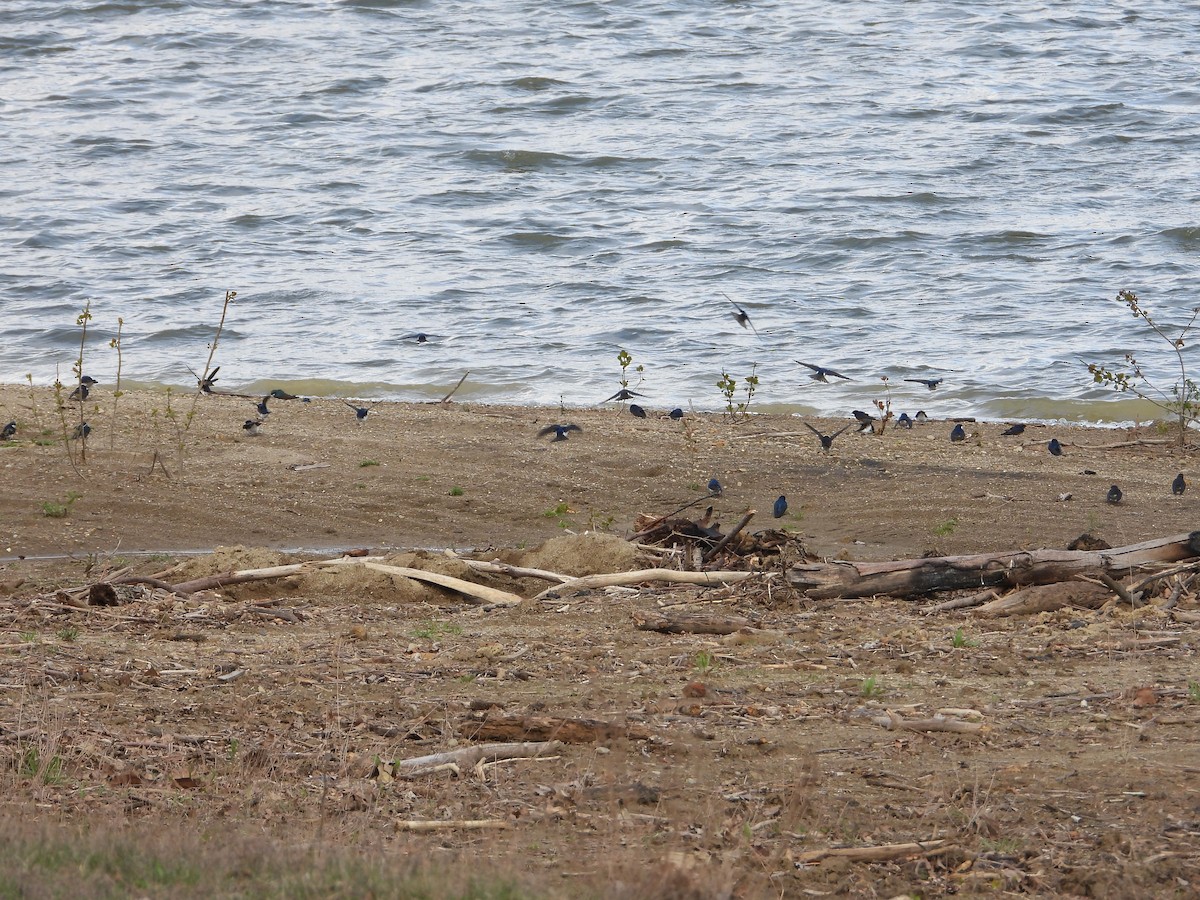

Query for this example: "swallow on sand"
[269,389,299,400]
[70,422,91,440]
[1048,439,1063,456]
[896,413,913,429]
[708,478,723,496]
[950,423,966,443]
[243,419,263,436]
[2,421,16,441]
[1172,473,1186,495]
[852,409,877,433]
[537,424,582,442]
[1001,423,1025,436]
[797,361,850,383]
[773,495,788,518]
[1107,484,1123,505]
[669,408,684,420]
[629,404,647,418]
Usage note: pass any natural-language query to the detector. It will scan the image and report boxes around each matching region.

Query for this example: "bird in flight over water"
[796,361,850,383]
[904,377,942,390]
[721,292,759,337]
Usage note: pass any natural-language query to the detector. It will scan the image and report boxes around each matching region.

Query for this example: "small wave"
[462,148,574,172]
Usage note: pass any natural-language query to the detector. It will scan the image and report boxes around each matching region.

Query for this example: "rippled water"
[3,0,1199,422]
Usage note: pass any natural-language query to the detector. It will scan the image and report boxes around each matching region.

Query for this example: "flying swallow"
[243,419,262,436]
[537,424,582,442]
[707,477,723,496]
[629,404,647,418]
[1172,473,1186,495]
[773,495,788,519]
[804,421,851,451]
[1048,438,1063,456]
[722,292,760,337]
[343,401,378,421]
[1106,484,1123,505]
[896,413,913,429]
[1001,423,1026,436]
[852,409,877,433]
[950,423,966,443]
[269,389,299,400]
[904,378,942,390]
[256,397,271,417]
[1,421,16,440]
[796,361,850,383]
[70,422,91,440]
[669,408,684,420]
[602,388,645,403]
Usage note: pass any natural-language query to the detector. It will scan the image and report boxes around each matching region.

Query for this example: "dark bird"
[602,388,645,402]
[70,422,91,441]
[904,377,942,390]
[1172,473,1186,495]
[707,477,723,496]
[852,409,876,433]
[797,361,850,383]
[914,410,928,421]
[1001,423,1026,436]
[537,423,582,442]
[629,404,647,418]
[243,419,262,436]
[269,389,298,400]
[256,397,271,417]
[1107,484,1123,505]
[199,366,220,393]
[773,495,788,519]
[1,421,16,440]
[79,375,98,386]
[896,412,913,429]
[68,383,90,402]
[343,401,377,421]
[1048,438,1063,456]
[950,423,966,443]
[804,421,851,451]
[407,333,430,343]
[669,408,684,420]
[722,292,760,337]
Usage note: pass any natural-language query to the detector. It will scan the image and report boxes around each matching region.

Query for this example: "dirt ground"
[1,384,1199,897]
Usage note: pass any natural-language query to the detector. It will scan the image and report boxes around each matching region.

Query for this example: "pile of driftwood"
[632,506,808,570]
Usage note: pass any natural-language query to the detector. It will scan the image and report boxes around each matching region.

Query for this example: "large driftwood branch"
[532,568,758,601]
[788,532,1200,600]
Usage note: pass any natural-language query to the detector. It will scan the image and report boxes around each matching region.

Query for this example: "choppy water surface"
[3,0,1199,422]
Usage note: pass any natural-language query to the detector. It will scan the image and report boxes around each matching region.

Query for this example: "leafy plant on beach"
[41,492,81,519]
[108,316,124,450]
[616,349,644,396]
[871,375,895,435]
[1086,290,1200,447]
[24,373,44,430]
[717,364,759,422]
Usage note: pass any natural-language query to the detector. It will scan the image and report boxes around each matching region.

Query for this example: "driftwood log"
[788,532,1200,600]
[459,713,651,744]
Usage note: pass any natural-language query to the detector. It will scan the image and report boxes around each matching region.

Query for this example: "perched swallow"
[773,495,788,519]
[914,410,928,421]
[896,412,913,429]
[1001,423,1026,436]
[256,397,271,417]
[603,388,644,403]
[269,389,298,400]
[343,401,377,421]
[1172,473,1186,495]
[722,292,760,337]
[804,421,851,451]
[1,421,16,440]
[950,423,966,443]
[1048,438,1063,456]
[537,423,582,442]
[68,383,90,402]
[243,419,262,436]
[629,404,647,418]
[70,422,91,440]
[797,361,850,383]
[707,477,723,496]
[1106,484,1123,505]
[852,409,877,433]
[669,408,684,420]
[904,378,942,390]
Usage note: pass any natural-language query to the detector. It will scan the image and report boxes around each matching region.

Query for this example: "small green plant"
[1188,680,1200,703]
[412,621,464,640]
[19,631,39,644]
[860,675,884,698]
[542,500,573,529]
[448,486,464,496]
[615,348,644,396]
[24,373,44,430]
[717,364,759,422]
[41,491,81,519]
[20,747,65,785]
[1086,290,1200,447]
[872,375,895,435]
[933,517,958,537]
[56,627,79,642]
[359,459,380,468]
[951,627,978,649]
[693,649,717,675]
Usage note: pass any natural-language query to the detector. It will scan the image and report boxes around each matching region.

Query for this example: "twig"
[437,371,470,404]
[389,740,561,778]
[531,568,758,602]
[702,510,756,563]
[922,589,998,614]
[462,559,574,583]
[796,839,949,864]
[394,819,508,832]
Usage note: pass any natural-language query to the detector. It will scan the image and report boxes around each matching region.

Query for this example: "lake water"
[3,0,1199,423]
